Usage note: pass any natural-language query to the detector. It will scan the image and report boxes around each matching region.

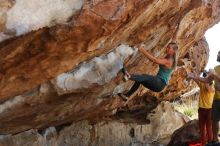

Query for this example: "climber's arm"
[138,46,172,68]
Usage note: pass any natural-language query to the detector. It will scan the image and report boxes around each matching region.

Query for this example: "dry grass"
[174,104,198,119]
[172,89,199,120]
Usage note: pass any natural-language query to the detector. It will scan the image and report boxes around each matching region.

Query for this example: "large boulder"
[0,102,189,146]
[0,0,219,137]
[168,120,200,146]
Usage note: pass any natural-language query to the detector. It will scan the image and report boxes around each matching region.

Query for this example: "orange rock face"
[0,0,219,135]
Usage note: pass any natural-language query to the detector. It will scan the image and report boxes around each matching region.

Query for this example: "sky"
[205,22,220,69]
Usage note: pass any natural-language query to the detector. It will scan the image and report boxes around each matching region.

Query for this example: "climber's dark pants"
[125,74,166,96]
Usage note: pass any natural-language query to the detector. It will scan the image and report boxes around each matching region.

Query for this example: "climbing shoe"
[121,67,131,81]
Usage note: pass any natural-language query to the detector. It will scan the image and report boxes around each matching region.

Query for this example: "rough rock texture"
[0,102,189,146]
[0,0,14,32]
[167,120,200,146]
[1,0,219,101]
[0,0,219,141]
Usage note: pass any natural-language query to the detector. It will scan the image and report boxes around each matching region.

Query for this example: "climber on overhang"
[118,42,178,101]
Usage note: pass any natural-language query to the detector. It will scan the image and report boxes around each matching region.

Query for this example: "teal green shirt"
[157,65,173,84]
